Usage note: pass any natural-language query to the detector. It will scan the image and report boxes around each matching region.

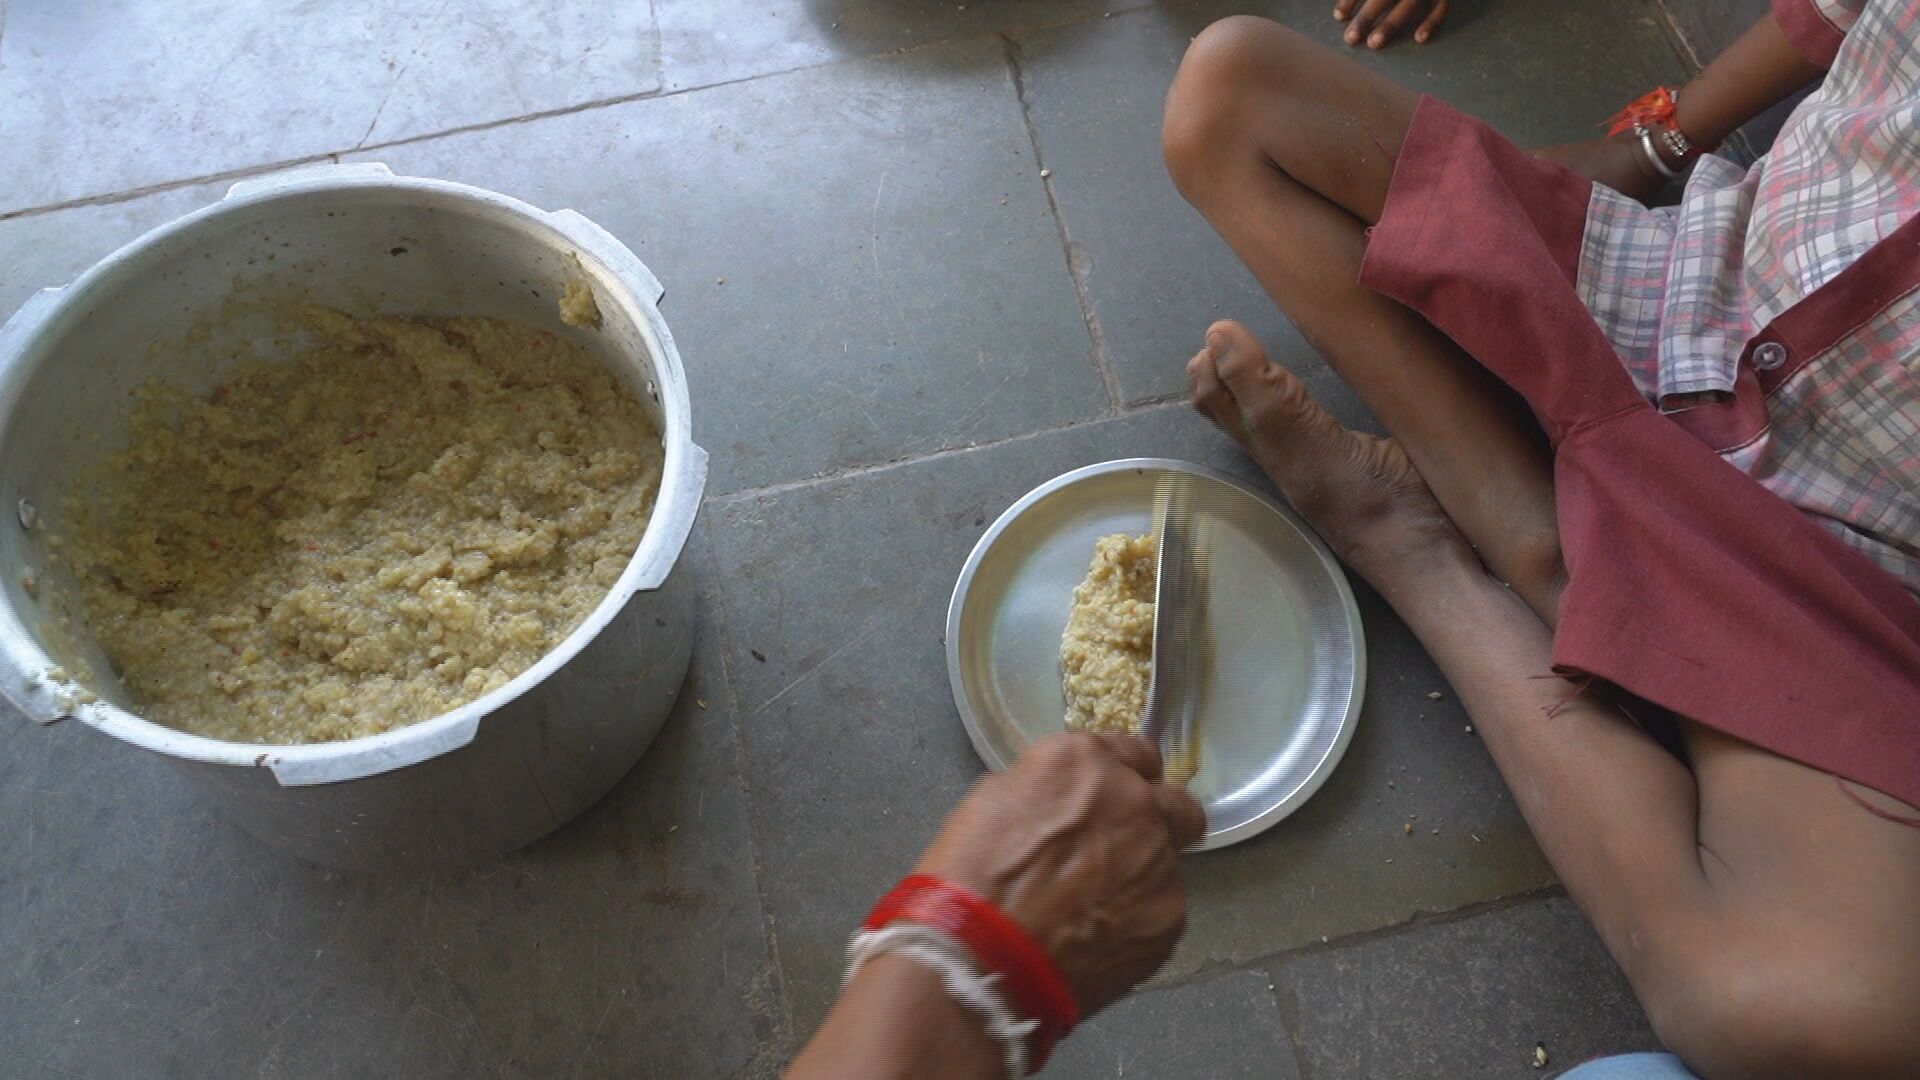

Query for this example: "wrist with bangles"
[1604,86,1714,182]
[846,874,1081,1078]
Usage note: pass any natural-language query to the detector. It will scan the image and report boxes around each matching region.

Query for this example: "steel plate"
[946,459,1364,850]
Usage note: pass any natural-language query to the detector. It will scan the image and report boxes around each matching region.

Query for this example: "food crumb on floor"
[1403,822,1413,835]
[696,698,708,710]
[1039,168,1052,179]
[1466,724,1474,733]
[1428,690,1444,700]
[1533,1043,1550,1069]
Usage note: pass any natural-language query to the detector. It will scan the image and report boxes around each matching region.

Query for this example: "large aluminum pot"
[0,163,707,871]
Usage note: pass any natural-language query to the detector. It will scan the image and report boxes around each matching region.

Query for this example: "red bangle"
[865,874,1081,1072]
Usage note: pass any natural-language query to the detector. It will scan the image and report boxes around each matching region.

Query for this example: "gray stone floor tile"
[707,402,1551,1036]
[0,2,661,215]
[355,41,1109,496]
[1270,897,1662,1079]
[1012,10,1310,409]
[1017,0,1692,403]
[655,0,1145,93]
[1050,970,1302,1079]
[0,544,772,1078]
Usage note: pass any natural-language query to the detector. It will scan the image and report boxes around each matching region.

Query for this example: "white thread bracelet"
[846,923,1037,1079]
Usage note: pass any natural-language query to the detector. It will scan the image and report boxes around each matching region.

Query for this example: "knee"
[1162,16,1304,198]
[1507,523,1567,620]
[1646,952,1920,1078]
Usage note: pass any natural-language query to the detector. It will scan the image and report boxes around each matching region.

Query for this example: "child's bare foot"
[1185,320,1474,583]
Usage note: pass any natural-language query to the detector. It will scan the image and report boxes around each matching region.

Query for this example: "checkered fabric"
[1808,0,1867,33]
[1574,0,1920,594]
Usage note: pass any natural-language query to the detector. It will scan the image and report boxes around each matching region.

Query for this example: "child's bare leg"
[1205,323,1920,1075]
[1162,15,1565,623]
[1166,17,1920,1074]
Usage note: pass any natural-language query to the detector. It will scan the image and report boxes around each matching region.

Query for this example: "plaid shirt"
[1574,0,1920,592]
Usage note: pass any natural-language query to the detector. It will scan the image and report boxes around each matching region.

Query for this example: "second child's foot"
[1185,320,1474,582]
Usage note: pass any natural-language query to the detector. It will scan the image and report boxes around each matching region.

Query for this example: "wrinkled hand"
[1335,0,1449,47]
[914,733,1207,1016]
[1534,136,1665,204]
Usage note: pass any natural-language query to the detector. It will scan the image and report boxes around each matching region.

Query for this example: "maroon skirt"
[1358,97,1920,806]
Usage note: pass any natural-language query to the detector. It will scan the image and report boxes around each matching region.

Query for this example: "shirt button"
[1754,342,1788,371]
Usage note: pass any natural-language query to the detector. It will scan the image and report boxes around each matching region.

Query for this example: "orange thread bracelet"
[1604,86,1679,136]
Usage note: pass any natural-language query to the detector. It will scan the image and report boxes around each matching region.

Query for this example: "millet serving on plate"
[1059,532,1157,735]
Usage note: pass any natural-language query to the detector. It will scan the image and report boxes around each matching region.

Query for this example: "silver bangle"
[1660,126,1697,162]
[1635,124,1678,181]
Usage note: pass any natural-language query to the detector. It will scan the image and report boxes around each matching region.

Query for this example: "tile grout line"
[706,398,1187,508]
[698,534,800,1076]
[1644,0,1757,161]
[1649,0,1704,69]
[1252,883,1567,1080]
[999,33,1124,416]
[1075,885,1571,1080]
[350,0,458,151]
[1125,389,1189,410]
[0,41,933,223]
[0,6,1157,225]
[1156,883,1570,998]
[1262,970,1318,1080]
[647,0,666,101]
